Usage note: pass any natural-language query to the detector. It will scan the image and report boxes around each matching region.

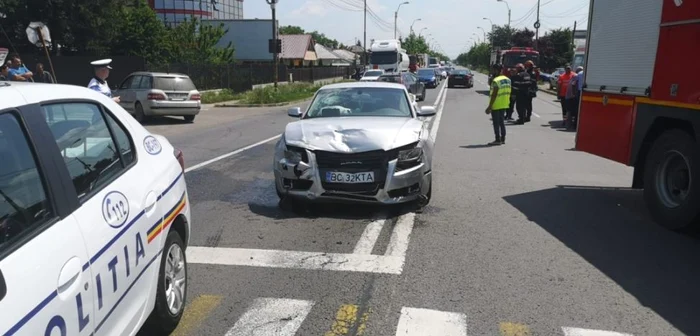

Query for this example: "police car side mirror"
[0,268,6,301]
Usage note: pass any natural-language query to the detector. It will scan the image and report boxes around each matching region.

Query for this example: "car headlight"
[398,142,423,166]
[284,146,306,165]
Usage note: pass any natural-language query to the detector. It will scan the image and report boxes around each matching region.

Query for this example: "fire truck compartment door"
[585,0,663,96]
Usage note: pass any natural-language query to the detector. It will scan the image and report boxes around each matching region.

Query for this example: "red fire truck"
[576,0,700,230]
[489,47,540,84]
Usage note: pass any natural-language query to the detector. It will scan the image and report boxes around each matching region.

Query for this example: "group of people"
[0,53,55,83]
[557,65,584,129]
[485,61,539,145]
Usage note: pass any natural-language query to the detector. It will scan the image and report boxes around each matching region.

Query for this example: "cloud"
[290,0,329,17]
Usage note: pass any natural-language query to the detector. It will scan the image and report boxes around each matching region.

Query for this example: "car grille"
[315,149,392,194]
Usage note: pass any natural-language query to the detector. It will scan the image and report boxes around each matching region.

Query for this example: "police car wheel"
[135,103,148,123]
[147,230,187,333]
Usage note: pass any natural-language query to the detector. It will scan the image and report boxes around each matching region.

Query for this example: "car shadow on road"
[460,144,498,149]
[504,185,700,335]
[141,116,191,126]
[475,90,490,96]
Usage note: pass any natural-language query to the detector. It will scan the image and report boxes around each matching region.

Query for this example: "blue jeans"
[492,109,506,140]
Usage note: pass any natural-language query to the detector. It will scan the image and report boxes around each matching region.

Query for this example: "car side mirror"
[287,107,303,118]
[408,93,416,103]
[417,106,436,117]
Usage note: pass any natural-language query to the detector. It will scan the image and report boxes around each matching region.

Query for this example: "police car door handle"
[144,191,158,216]
[57,257,82,294]
[0,268,6,301]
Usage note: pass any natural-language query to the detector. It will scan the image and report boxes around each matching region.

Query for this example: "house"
[333,49,359,64]
[280,35,317,67]
[315,43,348,66]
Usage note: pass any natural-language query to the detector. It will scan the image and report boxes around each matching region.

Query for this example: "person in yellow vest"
[485,63,512,145]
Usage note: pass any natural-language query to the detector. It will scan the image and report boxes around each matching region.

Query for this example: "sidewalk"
[538,83,557,97]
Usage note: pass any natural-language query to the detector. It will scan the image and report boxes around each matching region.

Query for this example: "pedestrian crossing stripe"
[173,295,635,336]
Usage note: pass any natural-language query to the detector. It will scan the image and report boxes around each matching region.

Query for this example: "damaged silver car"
[273,81,436,207]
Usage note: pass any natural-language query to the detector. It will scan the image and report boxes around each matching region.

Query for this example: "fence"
[146,63,352,92]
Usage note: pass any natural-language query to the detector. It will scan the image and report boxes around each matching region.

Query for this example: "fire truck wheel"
[643,129,700,230]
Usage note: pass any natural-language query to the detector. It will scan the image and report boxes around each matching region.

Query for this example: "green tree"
[279,25,305,34]
[464,42,491,70]
[536,28,573,71]
[511,28,535,48]
[401,33,429,54]
[488,25,516,50]
[310,31,339,48]
[108,0,171,63]
[168,16,235,64]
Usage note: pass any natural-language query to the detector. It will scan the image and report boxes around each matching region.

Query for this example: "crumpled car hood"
[284,117,423,152]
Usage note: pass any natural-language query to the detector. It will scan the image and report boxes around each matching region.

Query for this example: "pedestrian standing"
[35,63,55,83]
[505,68,517,121]
[486,64,511,145]
[6,53,34,82]
[512,63,532,124]
[88,59,120,103]
[524,60,538,122]
[557,65,575,122]
[566,66,584,129]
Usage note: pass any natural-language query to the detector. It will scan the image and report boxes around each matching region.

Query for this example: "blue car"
[416,68,440,88]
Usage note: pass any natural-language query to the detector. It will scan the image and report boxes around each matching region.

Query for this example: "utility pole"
[534,0,541,50]
[266,0,280,88]
[363,0,367,67]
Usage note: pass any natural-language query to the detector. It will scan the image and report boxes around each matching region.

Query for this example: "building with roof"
[280,35,317,67]
[148,0,244,27]
[333,49,359,63]
[314,44,344,66]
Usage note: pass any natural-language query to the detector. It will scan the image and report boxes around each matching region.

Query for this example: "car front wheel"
[144,230,187,334]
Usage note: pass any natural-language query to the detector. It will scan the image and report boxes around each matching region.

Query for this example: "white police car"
[0,81,191,335]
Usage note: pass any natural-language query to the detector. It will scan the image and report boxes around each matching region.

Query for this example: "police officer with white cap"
[88,58,120,103]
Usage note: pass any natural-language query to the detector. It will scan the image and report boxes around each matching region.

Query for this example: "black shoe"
[500,137,506,144]
[514,119,525,125]
[489,139,502,145]
[525,117,531,122]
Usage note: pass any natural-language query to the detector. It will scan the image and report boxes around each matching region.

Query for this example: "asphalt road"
[142,72,700,336]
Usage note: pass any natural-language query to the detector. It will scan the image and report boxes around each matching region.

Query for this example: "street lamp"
[419,27,427,37]
[410,18,421,34]
[266,0,280,88]
[394,2,409,39]
[477,26,486,42]
[496,0,511,30]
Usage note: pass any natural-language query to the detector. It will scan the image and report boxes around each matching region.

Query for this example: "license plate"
[325,171,375,183]
[454,76,463,79]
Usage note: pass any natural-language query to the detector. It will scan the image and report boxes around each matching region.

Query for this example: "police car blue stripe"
[94,247,163,332]
[5,172,184,335]
[83,172,184,270]
[3,291,58,336]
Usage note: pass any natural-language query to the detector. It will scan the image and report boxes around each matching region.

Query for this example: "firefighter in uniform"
[486,64,512,145]
[511,63,531,124]
[88,59,120,103]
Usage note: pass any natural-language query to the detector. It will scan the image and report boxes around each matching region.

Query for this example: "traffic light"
[269,39,282,54]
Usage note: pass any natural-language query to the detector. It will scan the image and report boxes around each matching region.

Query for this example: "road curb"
[213,97,312,108]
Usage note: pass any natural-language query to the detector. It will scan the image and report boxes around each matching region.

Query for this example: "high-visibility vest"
[491,75,512,110]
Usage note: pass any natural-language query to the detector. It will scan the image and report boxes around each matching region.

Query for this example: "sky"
[244,0,590,59]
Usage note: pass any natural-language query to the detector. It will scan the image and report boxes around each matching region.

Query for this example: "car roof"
[127,71,191,78]
[319,81,406,90]
[0,81,116,110]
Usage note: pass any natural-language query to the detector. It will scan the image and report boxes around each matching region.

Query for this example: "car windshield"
[378,75,401,83]
[304,87,412,119]
[154,76,197,91]
[417,69,434,76]
[364,71,384,77]
[369,51,398,65]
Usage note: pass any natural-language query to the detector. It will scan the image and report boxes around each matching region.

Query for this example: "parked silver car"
[113,72,201,123]
[273,82,436,207]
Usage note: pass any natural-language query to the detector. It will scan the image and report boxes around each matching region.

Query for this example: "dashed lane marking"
[395,307,468,336]
[500,322,532,336]
[224,298,314,336]
[170,295,222,336]
[324,304,370,336]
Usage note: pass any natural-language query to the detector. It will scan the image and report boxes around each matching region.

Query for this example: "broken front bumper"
[273,151,431,204]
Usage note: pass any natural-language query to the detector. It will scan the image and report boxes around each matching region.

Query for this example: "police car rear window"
[154,76,197,91]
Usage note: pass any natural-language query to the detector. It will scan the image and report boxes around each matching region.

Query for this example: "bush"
[201,89,243,104]
[239,83,321,105]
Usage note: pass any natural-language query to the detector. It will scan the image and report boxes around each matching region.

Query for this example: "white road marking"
[395,307,468,336]
[429,78,449,141]
[187,246,405,274]
[353,219,386,254]
[225,298,314,336]
[562,327,634,336]
[184,134,281,173]
[385,212,416,259]
[532,112,541,118]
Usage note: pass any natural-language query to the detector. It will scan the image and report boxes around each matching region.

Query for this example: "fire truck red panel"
[661,0,700,23]
[577,92,636,165]
[652,23,700,104]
